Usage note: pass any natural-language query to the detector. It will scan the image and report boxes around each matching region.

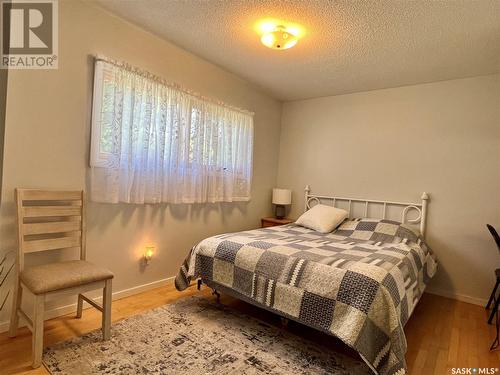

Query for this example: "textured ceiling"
[95,0,500,101]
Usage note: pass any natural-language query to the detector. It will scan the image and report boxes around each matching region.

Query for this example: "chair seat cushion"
[20,260,114,295]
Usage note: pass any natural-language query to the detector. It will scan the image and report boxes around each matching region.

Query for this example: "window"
[90,58,254,204]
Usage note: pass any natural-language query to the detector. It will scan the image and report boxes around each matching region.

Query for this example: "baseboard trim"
[0,276,174,334]
[425,287,487,307]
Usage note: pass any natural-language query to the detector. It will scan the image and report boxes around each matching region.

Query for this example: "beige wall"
[277,74,500,304]
[0,0,282,326]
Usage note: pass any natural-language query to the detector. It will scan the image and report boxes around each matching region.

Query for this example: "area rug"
[43,296,371,374]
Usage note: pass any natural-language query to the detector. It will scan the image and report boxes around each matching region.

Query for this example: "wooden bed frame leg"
[212,289,220,303]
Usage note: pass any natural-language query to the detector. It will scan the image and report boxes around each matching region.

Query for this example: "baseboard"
[425,287,488,307]
[0,276,174,334]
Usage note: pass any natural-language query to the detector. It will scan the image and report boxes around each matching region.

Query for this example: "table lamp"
[272,188,292,219]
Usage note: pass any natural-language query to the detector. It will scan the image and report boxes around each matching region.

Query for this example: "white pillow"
[295,204,348,233]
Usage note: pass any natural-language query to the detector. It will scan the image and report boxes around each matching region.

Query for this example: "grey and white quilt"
[175,218,437,375]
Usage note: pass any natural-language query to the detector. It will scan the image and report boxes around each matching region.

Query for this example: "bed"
[175,186,438,375]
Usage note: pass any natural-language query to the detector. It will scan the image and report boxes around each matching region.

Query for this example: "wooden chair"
[8,189,114,368]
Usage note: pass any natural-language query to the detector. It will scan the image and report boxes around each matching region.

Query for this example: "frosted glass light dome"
[261,26,298,50]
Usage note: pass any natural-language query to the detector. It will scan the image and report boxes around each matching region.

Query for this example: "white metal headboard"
[304,185,429,238]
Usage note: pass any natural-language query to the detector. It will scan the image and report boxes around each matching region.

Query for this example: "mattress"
[175,218,437,375]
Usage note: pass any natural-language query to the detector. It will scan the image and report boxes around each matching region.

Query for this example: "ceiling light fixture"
[260,25,298,50]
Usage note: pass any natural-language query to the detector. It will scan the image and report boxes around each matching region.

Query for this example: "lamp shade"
[272,188,292,205]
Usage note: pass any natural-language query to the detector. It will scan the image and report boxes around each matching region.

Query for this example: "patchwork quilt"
[175,218,437,375]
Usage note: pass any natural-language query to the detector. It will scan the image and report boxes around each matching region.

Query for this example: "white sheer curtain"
[90,58,254,204]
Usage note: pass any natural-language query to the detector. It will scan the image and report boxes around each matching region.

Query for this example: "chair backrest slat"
[21,190,82,201]
[16,189,85,272]
[22,206,82,218]
[23,234,82,253]
[23,220,81,235]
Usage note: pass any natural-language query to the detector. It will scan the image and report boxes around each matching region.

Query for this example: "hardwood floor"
[0,283,498,375]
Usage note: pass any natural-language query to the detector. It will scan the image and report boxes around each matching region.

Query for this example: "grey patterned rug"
[44,296,371,374]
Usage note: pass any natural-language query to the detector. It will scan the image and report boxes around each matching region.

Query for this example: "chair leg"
[486,279,500,310]
[32,295,45,368]
[490,307,499,350]
[76,294,83,318]
[488,292,500,325]
[102,279,112,340]
[8,279,22,338]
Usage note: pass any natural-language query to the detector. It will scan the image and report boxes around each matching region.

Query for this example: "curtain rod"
[94,55,255,116]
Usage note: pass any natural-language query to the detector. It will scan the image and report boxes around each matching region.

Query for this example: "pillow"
[295,204,348,233]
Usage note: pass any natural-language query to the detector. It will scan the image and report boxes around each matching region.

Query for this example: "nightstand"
[261,217,294,228]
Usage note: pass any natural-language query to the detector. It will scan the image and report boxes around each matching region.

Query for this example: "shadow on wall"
[425,233,453,291]
[0,250,15,314]
[425,229,494,302]
[86,200,249,234]
[85,198,251,277]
